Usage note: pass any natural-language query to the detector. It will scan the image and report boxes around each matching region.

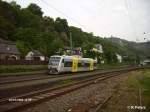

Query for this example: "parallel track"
[0,67,138,85]
[0,74,66,85]
[0,70,103,85]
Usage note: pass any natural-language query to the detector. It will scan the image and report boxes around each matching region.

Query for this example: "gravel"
[22,73,130,112]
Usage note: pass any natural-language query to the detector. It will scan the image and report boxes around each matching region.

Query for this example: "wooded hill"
[107,37,150,60]
[0,1,149,64]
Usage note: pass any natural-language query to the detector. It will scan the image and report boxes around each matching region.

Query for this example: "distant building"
[63,47,83,57]
[92,44,103,53]
[116,53,122,63]
[95,44,103,53]
[0,38,20,60]
[141,59,150,65]
[73,47,83,57]
[91,44,104,63]
[25,50,45,61]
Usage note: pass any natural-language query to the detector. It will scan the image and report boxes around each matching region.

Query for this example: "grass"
[0,63,128,74]
[101,69,150,112]
[98,63,130,69]
[0,60,131,74]
[124,69,150,112]
[56,79,73,86]
[0,65,47,74]
[137,71,150,111]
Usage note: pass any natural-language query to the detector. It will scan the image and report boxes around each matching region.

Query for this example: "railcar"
[48,55,97,74]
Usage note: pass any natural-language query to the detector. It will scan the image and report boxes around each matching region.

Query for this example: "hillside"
[107,37,150,59]
[0,0,149,64]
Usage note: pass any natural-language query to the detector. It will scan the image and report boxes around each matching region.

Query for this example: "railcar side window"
[84,63,90,67]
[94,63,97,67]
[78,63,82,67]
[64,61,72,67]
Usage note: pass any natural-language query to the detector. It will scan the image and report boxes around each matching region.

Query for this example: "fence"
[0,60,48,65]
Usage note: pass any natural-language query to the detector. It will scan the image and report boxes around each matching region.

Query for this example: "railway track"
[92,93,113,112]
[0,68,133,100]
[0,66,138,86]
[0,67,140,112]
[0,70,105,85]
[0,74,67,85]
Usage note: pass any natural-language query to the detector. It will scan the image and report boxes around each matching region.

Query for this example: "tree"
[55,17,69,34]
[0,0,19,39]
[135,54,140,64]
[41,16,55,32]
[19,9,41,28]
[27,3,43,17]
[10,1,21,9]
[69,26,85,47]
[16,41,30,58]
[0,17,15,39]
[0,0,147,61]
[82,43,95,58]
[12,27,39,51]
[38,33,64,57]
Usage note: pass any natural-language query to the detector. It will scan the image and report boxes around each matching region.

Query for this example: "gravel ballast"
[21,72,130,112]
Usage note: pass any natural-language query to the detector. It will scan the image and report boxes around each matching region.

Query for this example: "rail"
[0,67,146,112]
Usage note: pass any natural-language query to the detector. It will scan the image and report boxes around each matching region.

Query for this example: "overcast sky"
[5,0,150,42]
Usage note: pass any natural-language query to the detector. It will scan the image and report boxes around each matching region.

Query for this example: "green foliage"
[134,70,150,111]
[0,0,143,64]
[41,16,55,32]
[19,9,41,28]
[0,65,47,74]
[16,41,30,57]
[38,33,64,57]
[104,51,118,64]
[0,16,15,39]
[27,3,43,17]
[55,17,69,34]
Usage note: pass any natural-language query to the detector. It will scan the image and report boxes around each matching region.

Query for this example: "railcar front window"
[49,57,61,66]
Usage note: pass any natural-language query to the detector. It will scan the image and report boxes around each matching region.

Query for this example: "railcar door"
[90,59,94,71]
[72,57,78,72]
[63,59,72,72]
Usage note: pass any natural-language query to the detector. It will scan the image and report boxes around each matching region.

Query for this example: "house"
[63,47,83,57]
[25,50,45,61]
[72,47,83,57]
[116,53,122,63]
[92,44,103,53]
[91,44,104,63]
[141,59,150,65]
[94,44,103,53]
[0,38,20,60]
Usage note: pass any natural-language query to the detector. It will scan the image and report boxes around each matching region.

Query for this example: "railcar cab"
[48,55,62,74]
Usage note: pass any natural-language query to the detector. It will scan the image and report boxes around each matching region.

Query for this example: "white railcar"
[48,55,97,74]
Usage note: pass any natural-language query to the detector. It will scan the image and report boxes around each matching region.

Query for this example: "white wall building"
[95,44,103,53]
[116,53,122,63]
[25,50,45,61]
[141,59,150,65]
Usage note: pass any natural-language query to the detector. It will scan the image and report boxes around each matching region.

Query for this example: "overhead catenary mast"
[70,32,73,55]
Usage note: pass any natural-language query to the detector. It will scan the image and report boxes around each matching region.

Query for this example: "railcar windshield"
[49,57,61,66]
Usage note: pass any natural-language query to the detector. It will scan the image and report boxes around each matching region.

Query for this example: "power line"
[124,0,139,42]
[38,0,88,31]
[81,0,106,13]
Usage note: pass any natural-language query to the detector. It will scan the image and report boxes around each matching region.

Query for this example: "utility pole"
[70,32,73,55]
[139,88,142,112]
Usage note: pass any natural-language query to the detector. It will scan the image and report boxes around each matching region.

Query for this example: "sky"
[5,0,150,42]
